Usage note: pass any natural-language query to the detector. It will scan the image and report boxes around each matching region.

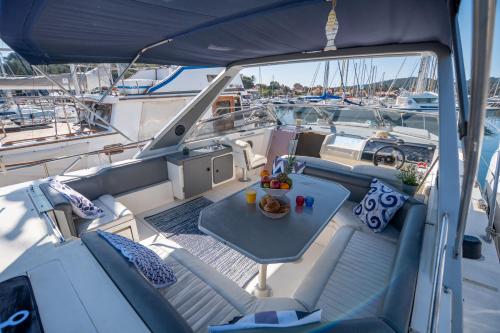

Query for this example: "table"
[198,174,350,296]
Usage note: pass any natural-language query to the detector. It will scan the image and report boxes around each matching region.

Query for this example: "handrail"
[1,139,152,172]
[455,0,496,257]
[428,213,449,333]
[485,150,500,242]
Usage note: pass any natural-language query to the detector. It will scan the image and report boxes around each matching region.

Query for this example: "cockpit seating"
[220,137,267,181]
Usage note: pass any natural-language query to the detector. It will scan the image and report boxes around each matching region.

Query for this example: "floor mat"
[144,196,258,288]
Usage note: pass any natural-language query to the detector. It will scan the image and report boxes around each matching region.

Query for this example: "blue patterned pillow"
[272,156,306,175]
[49,178,104,219]
[353,178,408,232]
[97,230,176,288]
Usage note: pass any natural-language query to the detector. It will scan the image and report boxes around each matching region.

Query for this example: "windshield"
[272,104,439,137]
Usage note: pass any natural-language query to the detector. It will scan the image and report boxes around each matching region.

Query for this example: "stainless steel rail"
[455,0,497,257]
[485,150,500,242]
[1,139,151,173]
[428,213,450,333]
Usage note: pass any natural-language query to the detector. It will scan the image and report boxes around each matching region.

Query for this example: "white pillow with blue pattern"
[48,178,104,219]
[353,178,408,232]
[97,230,176,288]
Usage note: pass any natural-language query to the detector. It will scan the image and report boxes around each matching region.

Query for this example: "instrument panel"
[361,139,436,164]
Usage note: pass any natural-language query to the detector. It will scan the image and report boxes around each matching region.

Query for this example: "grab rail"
[1,139,152,174]
[485,150,500,242]
[428,213,449,333]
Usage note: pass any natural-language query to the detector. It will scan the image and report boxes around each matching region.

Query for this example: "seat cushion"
[332,201,400,243]
[148,241,255,333]
[293,226,398,322]
[76,195,133,235]
[250,154,267,169]
[146,238,305,333]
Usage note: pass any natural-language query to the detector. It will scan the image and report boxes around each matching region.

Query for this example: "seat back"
[381,201,427,332]
[220,137,247,169]
[82,232,193,333]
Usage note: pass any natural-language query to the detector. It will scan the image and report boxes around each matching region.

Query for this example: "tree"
[3,52,70,75]
[241,75,255,90]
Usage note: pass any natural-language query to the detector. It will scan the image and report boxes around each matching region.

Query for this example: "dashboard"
[360,139,436,164]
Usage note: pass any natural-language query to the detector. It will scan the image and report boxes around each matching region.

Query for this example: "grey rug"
[145,196,258,287]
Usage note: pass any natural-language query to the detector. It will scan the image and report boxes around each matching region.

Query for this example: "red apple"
[270,179,281,189]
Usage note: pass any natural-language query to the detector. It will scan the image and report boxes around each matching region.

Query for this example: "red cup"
[296,195,305,206]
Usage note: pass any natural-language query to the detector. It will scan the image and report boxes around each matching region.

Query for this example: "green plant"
[398,164,422,186]
[286,155,296,174]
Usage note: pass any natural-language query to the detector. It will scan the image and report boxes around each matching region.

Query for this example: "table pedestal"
[252,264,272,297]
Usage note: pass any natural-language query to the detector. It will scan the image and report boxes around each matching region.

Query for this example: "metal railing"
[428,213,450,333]
[485,150,500,242]
[0,139,151,176]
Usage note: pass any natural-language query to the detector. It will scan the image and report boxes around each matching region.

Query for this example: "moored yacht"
[0,1,498,333]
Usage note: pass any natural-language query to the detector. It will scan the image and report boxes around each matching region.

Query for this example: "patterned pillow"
[272,156,306,175]
[97,230,176,288]
[353,178,408,232]
[48,178,104,219]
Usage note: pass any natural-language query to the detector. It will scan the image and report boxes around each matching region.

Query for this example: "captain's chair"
[220,137,267,181]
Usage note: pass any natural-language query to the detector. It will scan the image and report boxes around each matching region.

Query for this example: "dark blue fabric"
[0,0,452,66]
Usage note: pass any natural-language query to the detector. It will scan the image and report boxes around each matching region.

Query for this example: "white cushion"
[293,226,398,321]
[333,201,400,243]
[353,178,408,232]
[49,178,104,219]
[250,154,267,169]
[76,195,133,235]
[145,238,305,333]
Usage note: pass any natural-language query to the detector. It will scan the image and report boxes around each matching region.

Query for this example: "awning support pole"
[31,65,134,142]
[96,39,172,104]
[451,18,470,143]
[454,0,497,257]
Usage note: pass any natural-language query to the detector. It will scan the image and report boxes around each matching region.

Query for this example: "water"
[479,110,500,186]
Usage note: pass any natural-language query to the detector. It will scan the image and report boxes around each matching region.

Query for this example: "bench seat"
[76,194,134,235]
[294,226,397,320]
[145,238,306,333]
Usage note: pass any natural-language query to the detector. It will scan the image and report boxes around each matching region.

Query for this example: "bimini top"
[0,0,456,66]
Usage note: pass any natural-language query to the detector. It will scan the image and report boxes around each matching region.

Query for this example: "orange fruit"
[260,169,270,177]
[280,183,290,189]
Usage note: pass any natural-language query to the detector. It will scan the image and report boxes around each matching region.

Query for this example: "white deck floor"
[462,184,500,332]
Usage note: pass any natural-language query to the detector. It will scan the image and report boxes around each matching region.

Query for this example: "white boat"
[0,66,246,187]
[0,1,498,333]
[393,91,439,111]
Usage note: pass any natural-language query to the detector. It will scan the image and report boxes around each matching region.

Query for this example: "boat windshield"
[184,106,277,142]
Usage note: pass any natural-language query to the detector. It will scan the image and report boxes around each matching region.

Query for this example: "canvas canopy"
[0,0,456,66]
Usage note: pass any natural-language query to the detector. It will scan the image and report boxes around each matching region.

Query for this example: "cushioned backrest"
[81,232,193,333]
[381,202,427,333]
[302,164,372,202]
[68,157,169,200]
[299,157,403,202]
[39,183,75,236]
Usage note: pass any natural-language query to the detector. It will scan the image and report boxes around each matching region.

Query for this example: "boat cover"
[0,0,455,66]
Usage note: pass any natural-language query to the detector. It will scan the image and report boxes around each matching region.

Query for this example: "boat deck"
[132,171,331,297]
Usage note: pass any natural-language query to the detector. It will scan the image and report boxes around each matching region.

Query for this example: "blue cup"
[305,196,314,207]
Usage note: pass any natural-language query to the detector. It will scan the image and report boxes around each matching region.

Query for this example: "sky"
[240,0,500,87]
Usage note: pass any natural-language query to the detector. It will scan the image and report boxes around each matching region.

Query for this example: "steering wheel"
[373,145,406,169]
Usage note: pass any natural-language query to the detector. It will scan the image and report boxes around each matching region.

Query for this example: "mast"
[69,64,81,95]
[322,61,330,97]
[415,54,432,93]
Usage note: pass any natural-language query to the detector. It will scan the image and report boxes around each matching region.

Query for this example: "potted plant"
[398,164,423,196]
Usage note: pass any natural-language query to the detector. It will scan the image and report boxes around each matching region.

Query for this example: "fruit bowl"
[260,172,293,197]
[258,195,290,219]
[261,188,291,197]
